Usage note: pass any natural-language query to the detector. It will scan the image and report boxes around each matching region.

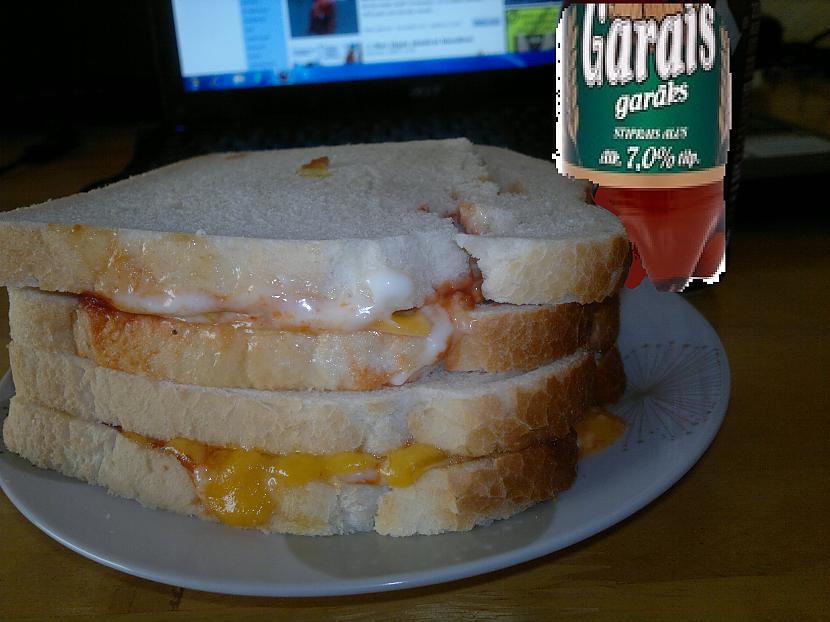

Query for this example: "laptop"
[125,0,561,173]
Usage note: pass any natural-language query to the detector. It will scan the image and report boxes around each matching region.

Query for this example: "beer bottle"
[556,2,759,292]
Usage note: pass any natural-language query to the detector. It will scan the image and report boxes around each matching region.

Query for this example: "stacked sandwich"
[0,139,628,536]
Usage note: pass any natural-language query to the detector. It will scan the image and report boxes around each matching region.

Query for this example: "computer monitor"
[171,0,560,92]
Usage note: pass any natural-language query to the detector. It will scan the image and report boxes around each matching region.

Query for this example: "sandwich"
[0,139,629,535]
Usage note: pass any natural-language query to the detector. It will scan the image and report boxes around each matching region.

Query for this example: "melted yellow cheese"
[167,436,210,464]
[200,448,277,527]
[297,156,331,178]
[120,430,155,447]
[371,309,431,337]
[120,431,449,527]
[321,451,380,479]
[379,443,449,487]
[574,407,626,457]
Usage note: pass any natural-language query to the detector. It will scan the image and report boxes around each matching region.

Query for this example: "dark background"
[0,2,161,129]
[0,1,825,128]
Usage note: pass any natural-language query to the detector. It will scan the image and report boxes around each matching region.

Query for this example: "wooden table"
[0,128,827,621]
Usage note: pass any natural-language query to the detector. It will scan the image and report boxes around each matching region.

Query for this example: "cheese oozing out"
[573,407,626,457]
[95,267,461,387]
[387,304,454,385]
[91,267,480,390]
[120,430,451,528]
[108,267,424,333]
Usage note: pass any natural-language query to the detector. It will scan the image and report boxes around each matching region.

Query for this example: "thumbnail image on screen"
[287,0,359,37]
[506,5,559,53]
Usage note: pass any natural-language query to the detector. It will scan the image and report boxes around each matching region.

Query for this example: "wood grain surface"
[0,128,827,621]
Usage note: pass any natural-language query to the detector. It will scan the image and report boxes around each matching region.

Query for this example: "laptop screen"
[172,0,560,91]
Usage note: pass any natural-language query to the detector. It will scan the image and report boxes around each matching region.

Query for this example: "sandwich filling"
[117,415,622,529]
[59,220,474,333]
[119,429,453,528]
[77,273,482,388]
[97,263,483,331]
[574,407,626,456]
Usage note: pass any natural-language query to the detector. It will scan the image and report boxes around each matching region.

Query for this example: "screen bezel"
[152,0,556,123]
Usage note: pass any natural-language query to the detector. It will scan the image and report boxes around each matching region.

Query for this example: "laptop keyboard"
[129,101,554,174]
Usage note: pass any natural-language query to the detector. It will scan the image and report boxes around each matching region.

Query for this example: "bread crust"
[595,346,626,406]
[446,296,619,373]
[457,234,630,305]
[445,302,582,372]
[3,399,578,536]
[587,295,621,352]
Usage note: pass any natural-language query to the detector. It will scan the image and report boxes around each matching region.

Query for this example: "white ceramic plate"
[0,282,730,596]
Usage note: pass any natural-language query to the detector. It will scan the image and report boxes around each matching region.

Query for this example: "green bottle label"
[556,3,730,188]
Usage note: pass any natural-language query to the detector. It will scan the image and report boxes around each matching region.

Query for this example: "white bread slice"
[0,140,627,318]
[3,399,578,536]
[9,343,593,457]
[8,287,619,390]
[0,140,482,323]
[456,145,629,305]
